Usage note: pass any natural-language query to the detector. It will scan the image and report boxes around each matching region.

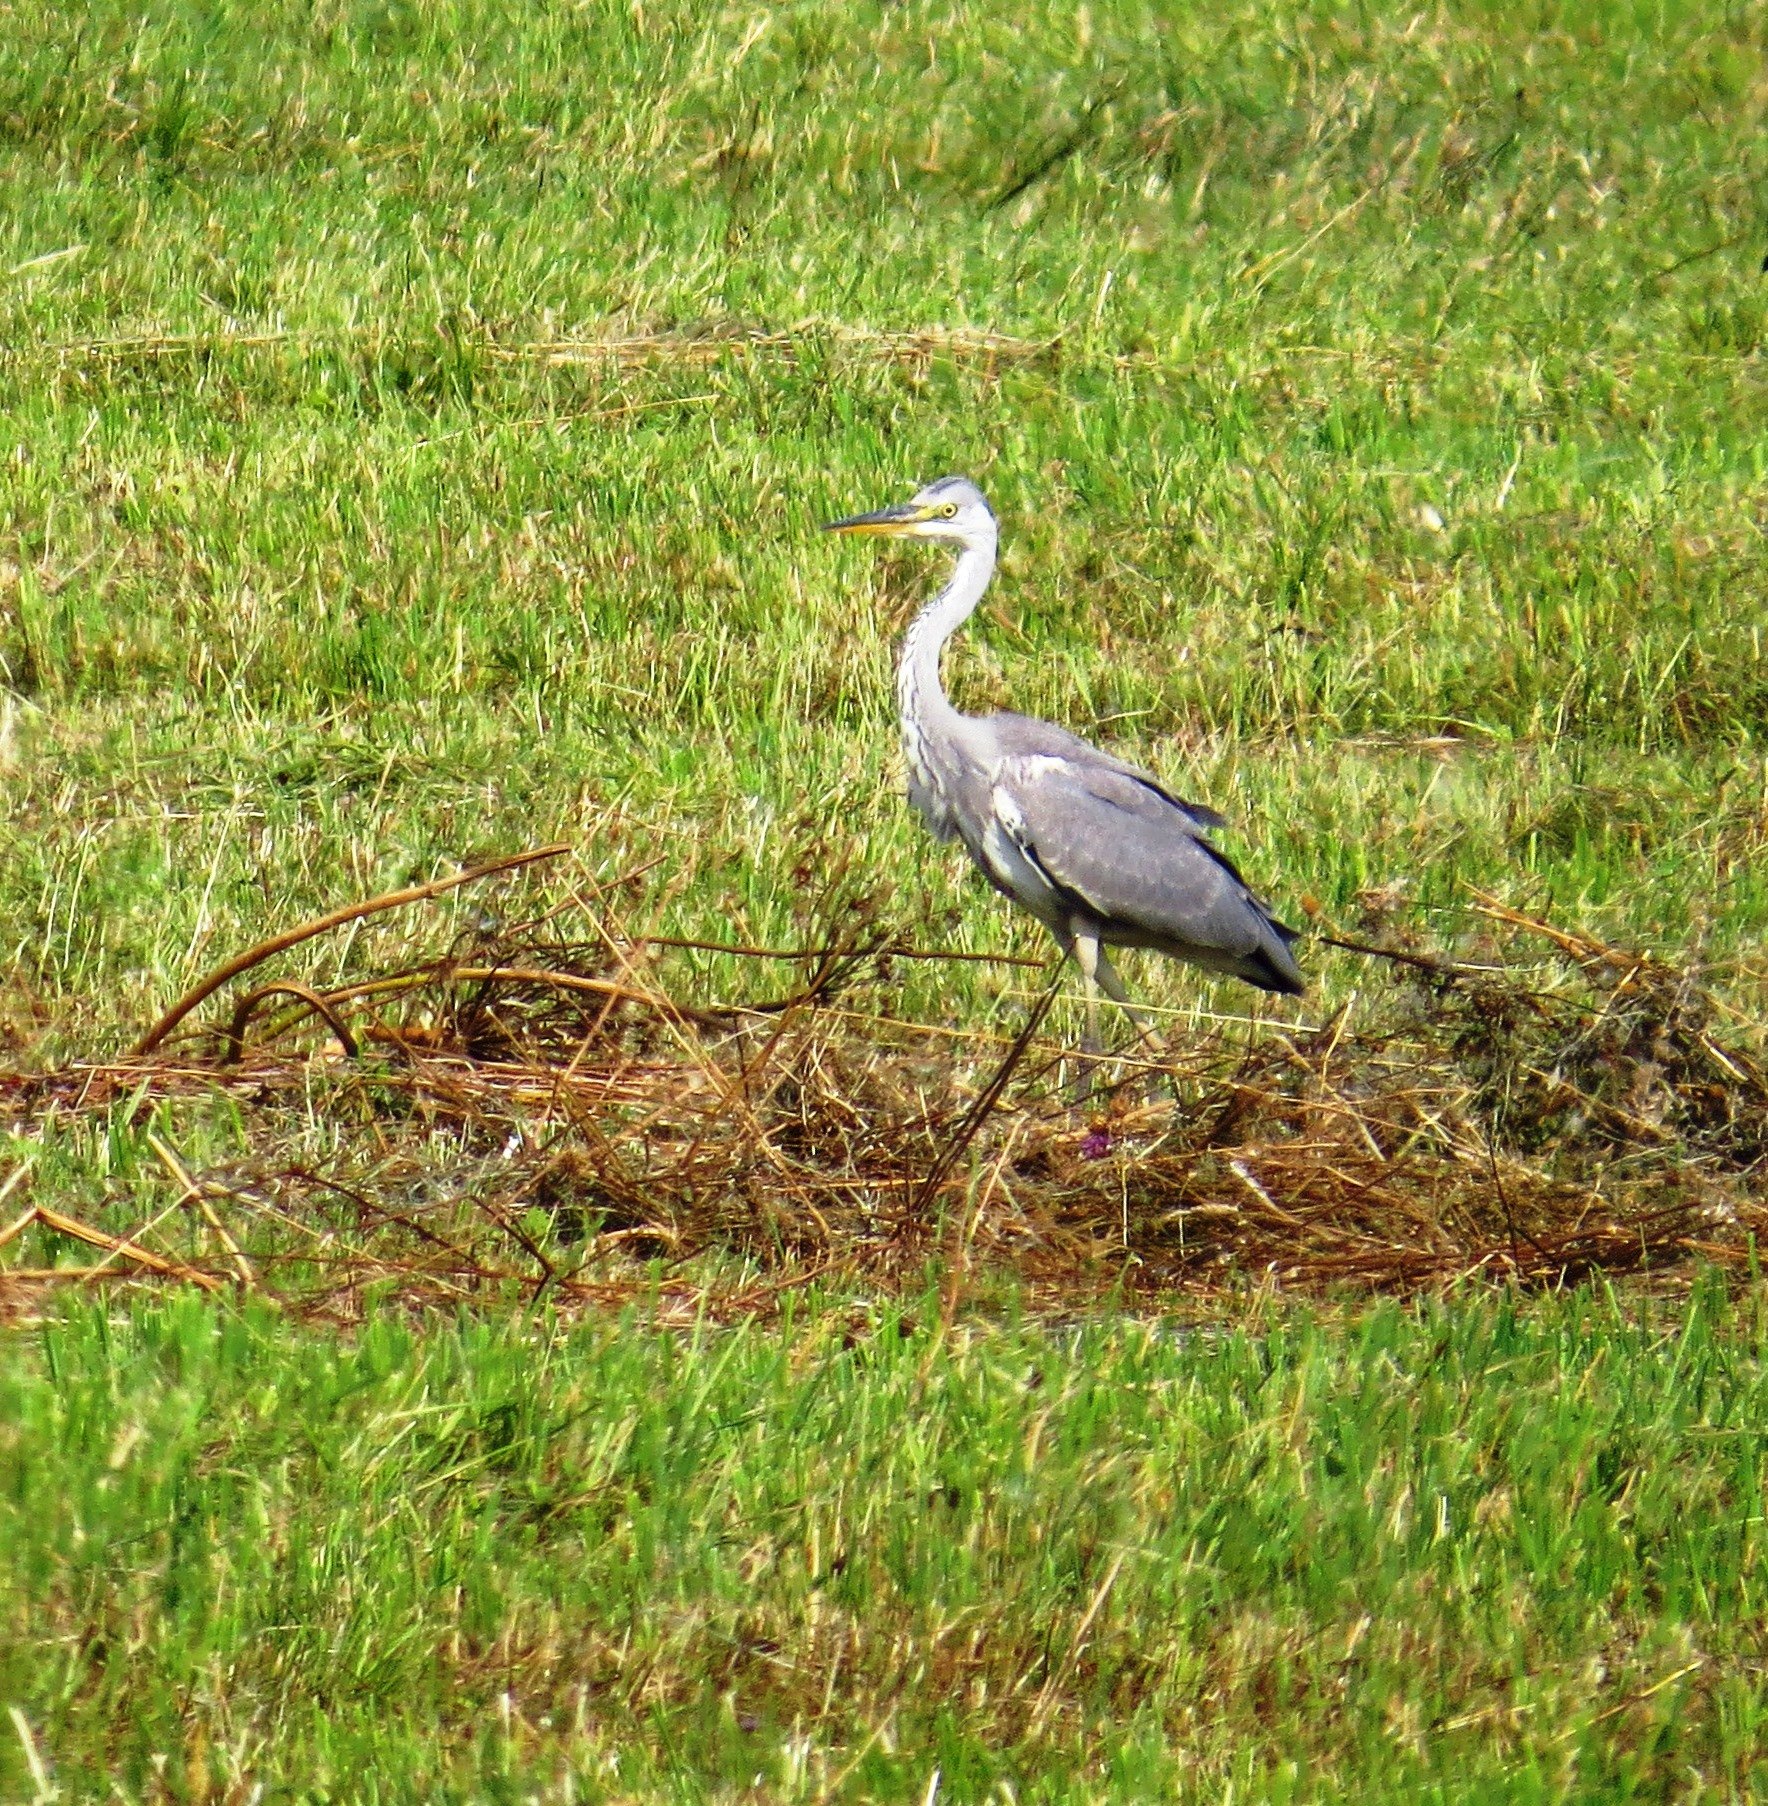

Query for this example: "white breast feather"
[902,720,957,840]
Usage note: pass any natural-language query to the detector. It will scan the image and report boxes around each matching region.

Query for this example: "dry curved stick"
[132,843,570,1056]
[144,1130,257,1290]
[445,965,728,1026]
[1317,933,1473,978]
[223,981,361,1065]
[638,932,1046,967]
[30,1203,224,1291]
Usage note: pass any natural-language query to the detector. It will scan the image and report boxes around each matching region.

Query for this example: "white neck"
[896,530,996,737]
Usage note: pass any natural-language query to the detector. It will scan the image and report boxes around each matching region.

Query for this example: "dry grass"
[5,851,1763,1320]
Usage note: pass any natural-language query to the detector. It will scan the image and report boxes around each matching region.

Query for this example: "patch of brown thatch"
[2,854,1764,1319]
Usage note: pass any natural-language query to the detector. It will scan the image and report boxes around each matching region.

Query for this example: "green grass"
[5,1283,1768,1801]
[7,3,1768,1796]
[3,0,1767,1062]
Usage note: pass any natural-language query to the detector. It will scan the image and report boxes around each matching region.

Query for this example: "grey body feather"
[831,475,1305,1007]
[938,712,1304,996]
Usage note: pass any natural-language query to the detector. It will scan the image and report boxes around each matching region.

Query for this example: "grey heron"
[825,476,1304,1055]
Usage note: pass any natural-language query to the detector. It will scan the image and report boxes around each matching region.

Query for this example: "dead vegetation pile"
[2,845,1765,1317]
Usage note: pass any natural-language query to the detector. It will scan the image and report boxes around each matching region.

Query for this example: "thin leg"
[1073,928,1103,1057]
[1093,946,1177,1102]
[1094,948,1159,1051]
[1069,928,1106,1104]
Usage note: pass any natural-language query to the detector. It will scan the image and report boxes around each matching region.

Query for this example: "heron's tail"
[1243,915,1307,995]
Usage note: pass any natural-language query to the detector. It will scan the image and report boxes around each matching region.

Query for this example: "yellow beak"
[823,501,928,536]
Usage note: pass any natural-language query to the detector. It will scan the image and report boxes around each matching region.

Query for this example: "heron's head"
[824,476,995,548]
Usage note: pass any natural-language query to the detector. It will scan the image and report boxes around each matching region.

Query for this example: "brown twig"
[0,1159,37,1249]
[912,978,1063,1220]
[145,1130,257,1289]
[224,981,361,1064]
[1466,890,1634,969]
[1318,933,1472,978]
[443,965,729,1026]
[133,843,571,1055]
[639,933,1046,967]
[28,1204,224,1291]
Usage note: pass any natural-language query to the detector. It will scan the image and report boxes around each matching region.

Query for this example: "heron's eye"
[940,503,958,518]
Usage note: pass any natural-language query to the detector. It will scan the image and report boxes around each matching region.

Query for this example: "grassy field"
[7,1285,1768,1801]
[5,0,1768,1796]
[3,0,1767,1050]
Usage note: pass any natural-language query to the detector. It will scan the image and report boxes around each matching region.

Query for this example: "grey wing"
[993,753,1305,995]
[985,711,1228,831]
